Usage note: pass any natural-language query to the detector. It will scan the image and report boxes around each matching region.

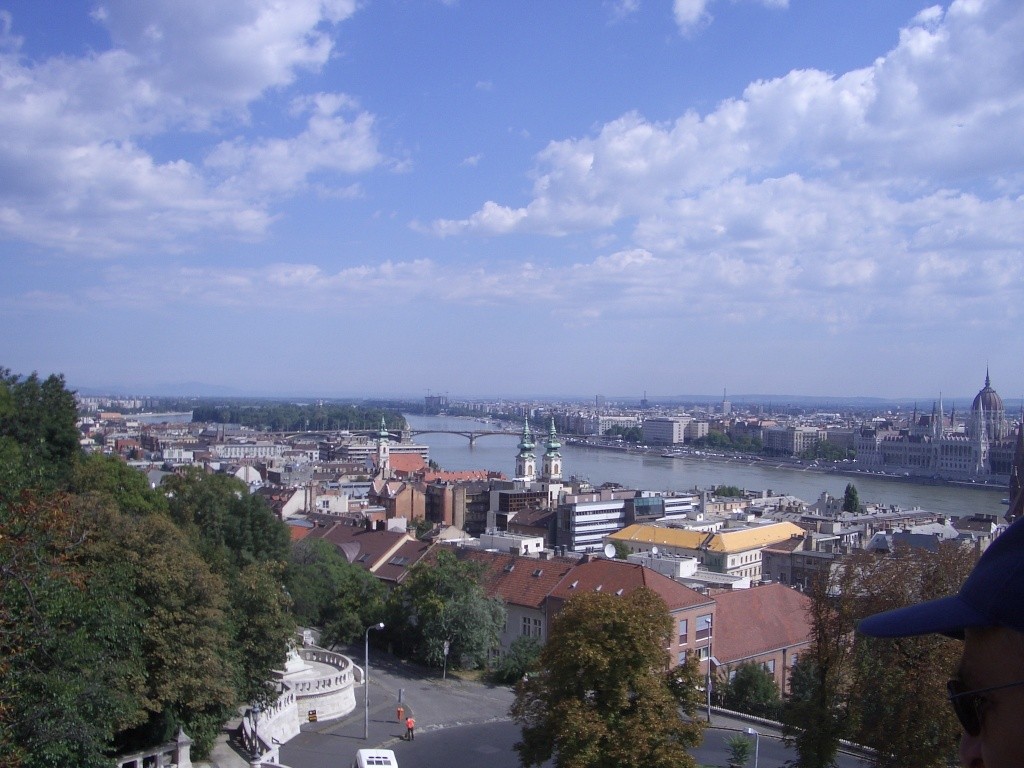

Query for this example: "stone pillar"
[174,728,193,768]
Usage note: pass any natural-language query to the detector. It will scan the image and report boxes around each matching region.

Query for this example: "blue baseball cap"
[858,516,1024,639]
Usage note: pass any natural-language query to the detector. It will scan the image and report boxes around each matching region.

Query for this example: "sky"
[1,0,1022,401]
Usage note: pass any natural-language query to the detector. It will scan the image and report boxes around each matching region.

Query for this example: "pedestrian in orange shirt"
[405,716,415,741]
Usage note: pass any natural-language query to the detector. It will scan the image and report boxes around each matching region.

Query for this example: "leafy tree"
[725,734,753,767]
[285,539,387,645]
[0,369,80,495]
[492,636,542,685]
[70,453,167,517]
[714,485,743,498]
[842,545,971,768]
[784,543,976,768]
[781,571,855,768]
[230,562,295,706]
[721,662,781,719]
[0,493,147,768]
[604,425,642,442]
[611,540,630,559]
[387,549,504,669]
[842,483,859,513]
[511,588,704,768]
[163,469,289,575]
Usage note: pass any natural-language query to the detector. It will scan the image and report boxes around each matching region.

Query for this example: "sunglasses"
[946,679,1024,737]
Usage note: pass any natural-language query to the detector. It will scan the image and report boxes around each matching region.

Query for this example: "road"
[283,717,867,768]
[277,645,868,768]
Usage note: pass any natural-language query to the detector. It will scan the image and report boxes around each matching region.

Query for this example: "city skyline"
[2,1,1023,399]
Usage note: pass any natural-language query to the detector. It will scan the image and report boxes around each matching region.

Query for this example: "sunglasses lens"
[947,680,981,737]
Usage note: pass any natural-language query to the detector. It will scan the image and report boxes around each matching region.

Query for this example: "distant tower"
[722,388,731,416]
[515,417,536,482]
[376,417,391,477]
[1007,420,1024,523]
[542,418,563,481]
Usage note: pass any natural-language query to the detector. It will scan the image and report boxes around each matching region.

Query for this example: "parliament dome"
[972,370,1004,415]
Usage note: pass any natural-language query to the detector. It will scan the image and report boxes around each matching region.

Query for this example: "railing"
[115,728,192,768]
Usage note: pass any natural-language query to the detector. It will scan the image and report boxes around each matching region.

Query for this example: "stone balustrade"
[115,728,192,768]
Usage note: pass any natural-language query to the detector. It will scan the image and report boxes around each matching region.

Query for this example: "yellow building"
[608,521,806,580]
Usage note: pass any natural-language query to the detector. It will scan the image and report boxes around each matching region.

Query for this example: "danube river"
[404,414,1007,519]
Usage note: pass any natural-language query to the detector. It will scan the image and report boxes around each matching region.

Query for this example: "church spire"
[515,417,536,482]
[542,417,562,481]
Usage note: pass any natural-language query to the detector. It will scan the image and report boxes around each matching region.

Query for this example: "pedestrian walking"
[405,716,415,741]
[396,705,404,723]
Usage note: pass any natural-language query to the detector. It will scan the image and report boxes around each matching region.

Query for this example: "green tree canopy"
[0,369,80,496]
[511,588,704,768]
[720,662,781,719]
[842,483,860,513]
[285,538,387,645]
[163,469,289,575]
[387,549,504,669]
[783,543,976,768]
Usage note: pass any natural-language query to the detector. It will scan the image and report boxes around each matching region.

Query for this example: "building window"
[763,659,776,674]
[678,618,688,644]
[696,646,710,660]
[678,651,687,665]
[696,614,712,641]
[532,618,542,638]
[521,617,531,636]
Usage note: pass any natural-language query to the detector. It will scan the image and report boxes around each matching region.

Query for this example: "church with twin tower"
[515,416,564,505]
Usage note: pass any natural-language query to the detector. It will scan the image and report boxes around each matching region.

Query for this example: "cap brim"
[857,594,990,639]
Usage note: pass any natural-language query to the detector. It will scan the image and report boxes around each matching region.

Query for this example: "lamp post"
[746,727,760,768]
[364,622,385,739]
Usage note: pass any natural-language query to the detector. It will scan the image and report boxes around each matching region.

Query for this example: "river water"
[404,414,1007,519]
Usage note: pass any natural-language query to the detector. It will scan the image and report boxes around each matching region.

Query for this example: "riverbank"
[407,414,1007,518]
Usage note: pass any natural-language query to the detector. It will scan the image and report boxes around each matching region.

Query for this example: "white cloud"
[94,0,359,124]
[432,0,1024,325]
[673,0,788,34]
[206,93,383,196]
[0,2,384,254]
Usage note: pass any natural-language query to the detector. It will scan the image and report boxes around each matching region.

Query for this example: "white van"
[354,749,398,768]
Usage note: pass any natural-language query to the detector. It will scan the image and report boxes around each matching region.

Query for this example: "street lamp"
[746,727,760,768]
[364,622,385,739]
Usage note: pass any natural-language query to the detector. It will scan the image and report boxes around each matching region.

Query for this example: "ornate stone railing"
[115,729,192,768]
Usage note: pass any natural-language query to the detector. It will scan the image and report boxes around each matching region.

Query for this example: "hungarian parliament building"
[855,371,1018,481]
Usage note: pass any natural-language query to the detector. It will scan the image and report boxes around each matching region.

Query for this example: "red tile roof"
[373,539,435,584]
[548,558,713,613]
[305,521,410,572]
[390,453,427,475]
[453,549,579,609]
[711,583,812,663]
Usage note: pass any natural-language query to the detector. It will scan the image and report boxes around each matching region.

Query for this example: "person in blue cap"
[859,517,1024,768]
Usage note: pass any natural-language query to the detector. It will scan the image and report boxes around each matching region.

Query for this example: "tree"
[163,469,289,575]
[611,540,630,559]
[511,588,704,768]
[286,538,387,646]
[784,543,976,768]
[0,369,80,496]
[230,562,295,706]
[842,483,859,513]
[0,493,148,768]
[493,636,542,685]
[388,549,505,669]
[725,734,753,767]
[714,485,743,498]
[721,662,781,719]
[781,571,855,768]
